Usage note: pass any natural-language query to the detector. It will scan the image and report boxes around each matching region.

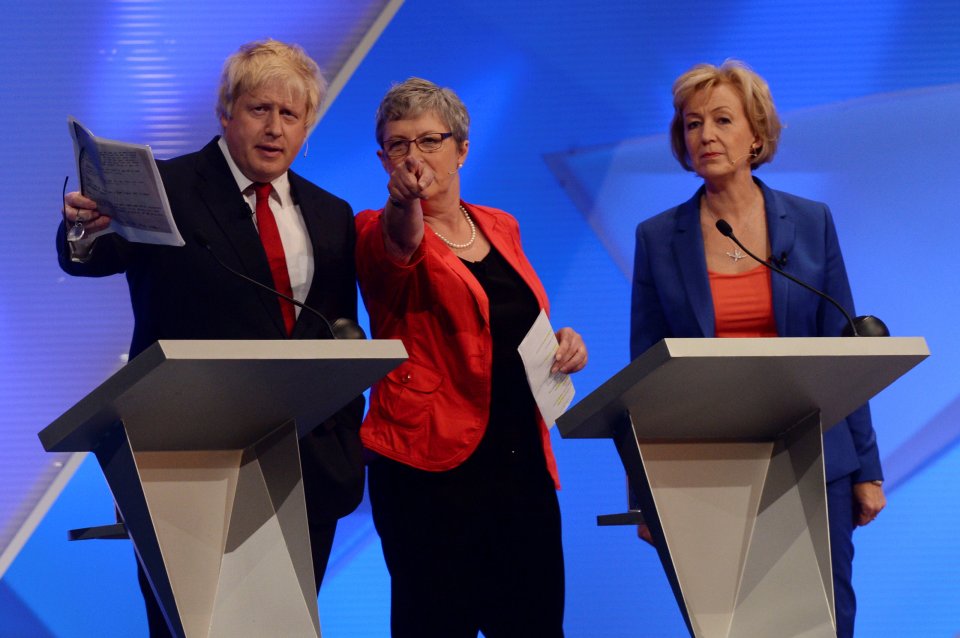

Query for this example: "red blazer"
[356,202,560,486]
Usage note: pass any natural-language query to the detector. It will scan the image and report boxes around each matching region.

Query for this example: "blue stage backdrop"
[2,1,958,636]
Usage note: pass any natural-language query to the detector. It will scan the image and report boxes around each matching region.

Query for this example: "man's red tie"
[253,182,296,335]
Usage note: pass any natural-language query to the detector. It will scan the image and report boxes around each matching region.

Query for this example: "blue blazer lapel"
[759,179,796,336]
[673,189,714,337]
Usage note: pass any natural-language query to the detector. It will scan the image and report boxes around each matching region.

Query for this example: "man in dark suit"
[59,39,363,636]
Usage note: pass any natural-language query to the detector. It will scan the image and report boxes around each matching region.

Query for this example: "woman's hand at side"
[552,327,587,374]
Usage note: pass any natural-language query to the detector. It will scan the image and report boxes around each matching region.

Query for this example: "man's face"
[220,82,309,183]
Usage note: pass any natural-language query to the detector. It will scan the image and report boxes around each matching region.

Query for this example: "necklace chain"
[704,204,757,263]
[431,205,477,250]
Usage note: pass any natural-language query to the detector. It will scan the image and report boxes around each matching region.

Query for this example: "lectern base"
[615,411,836,638]
[96,420,321,638]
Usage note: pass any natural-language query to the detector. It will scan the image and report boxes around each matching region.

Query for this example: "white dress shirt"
[218,136,314,315]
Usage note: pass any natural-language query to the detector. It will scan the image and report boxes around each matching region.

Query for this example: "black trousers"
[369,454,565,638]
[828,476,856,638]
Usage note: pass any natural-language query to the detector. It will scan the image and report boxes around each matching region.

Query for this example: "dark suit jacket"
[630,178,882,484]
[57,137,365,521]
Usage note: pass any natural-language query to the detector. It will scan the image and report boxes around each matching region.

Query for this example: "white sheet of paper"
[68,116,184,247]
[518,309,575,429]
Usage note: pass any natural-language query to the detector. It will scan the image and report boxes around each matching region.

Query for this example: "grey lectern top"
[41,339,406,452]
[559,336,928,441]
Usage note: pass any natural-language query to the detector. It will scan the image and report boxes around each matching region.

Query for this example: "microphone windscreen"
[715,219,733,237]
[842,315,890,337]
[331,318,367,340]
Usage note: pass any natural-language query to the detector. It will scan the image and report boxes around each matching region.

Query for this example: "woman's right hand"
[387,156,435,205]
[382,157,434,262]
[63,191,111,234]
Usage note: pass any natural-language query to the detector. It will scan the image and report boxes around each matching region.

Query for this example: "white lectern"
[557,337,927,638]
[39,339,407,638]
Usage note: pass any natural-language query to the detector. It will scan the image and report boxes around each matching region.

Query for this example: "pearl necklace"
[431,205,477,250]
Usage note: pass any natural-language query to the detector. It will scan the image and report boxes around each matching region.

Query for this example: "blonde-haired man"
[60,39,362,637]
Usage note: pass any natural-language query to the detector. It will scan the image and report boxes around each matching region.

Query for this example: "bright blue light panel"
[4,0,960,636]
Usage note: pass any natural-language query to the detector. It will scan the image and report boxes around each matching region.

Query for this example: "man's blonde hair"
[217,39,326,130]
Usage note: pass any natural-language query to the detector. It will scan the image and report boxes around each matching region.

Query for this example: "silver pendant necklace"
[705,205,751,262]
[431,205,477,250]
[726,246,747,262]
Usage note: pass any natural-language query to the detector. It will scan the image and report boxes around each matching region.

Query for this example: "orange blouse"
[708,264,778,337]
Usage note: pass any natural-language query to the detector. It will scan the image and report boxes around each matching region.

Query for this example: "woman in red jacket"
[356,78,587,638]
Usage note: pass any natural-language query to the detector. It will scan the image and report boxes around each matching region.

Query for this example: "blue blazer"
[630,178,882,483]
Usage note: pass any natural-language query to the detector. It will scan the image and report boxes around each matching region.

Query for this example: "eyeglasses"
[382,132,453,158]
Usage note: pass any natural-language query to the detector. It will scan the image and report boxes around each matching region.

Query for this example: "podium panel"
[40,339,407,638]
[559,337,928,638]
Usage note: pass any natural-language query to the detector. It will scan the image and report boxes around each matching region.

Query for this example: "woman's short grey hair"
[375,77,470,145]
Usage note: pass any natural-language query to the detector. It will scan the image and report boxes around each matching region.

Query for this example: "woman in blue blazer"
[631,60,885,638]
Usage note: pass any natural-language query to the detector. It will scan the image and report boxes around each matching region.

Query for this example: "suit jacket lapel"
[673,189,714,337]
[289,171,335,338]
[429,225,491,326]
[759,179,796,336]
[472,205,550,314]
[194,138,287,335]
[401,204,549,329]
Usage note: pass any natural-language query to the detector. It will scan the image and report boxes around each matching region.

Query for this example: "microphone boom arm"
[193,232,338,339]
[714,219,860,337]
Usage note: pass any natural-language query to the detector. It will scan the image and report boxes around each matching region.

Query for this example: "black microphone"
[714,220,888,337]
[193,231,362,340]
[330,317,367,340]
